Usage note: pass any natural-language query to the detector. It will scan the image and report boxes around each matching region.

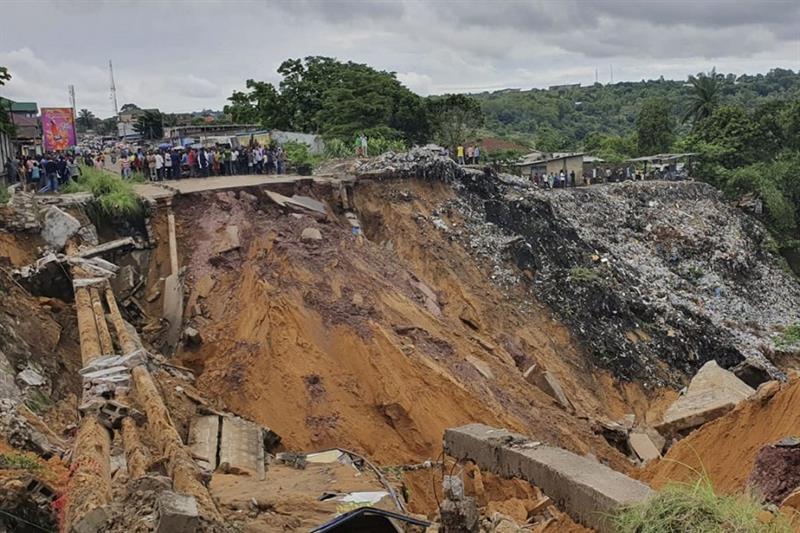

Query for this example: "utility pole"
[109,60,119,117]
[68,85,76,117]
[610,64,614,84]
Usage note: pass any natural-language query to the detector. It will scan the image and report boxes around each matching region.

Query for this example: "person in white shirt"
[163,151,172,179]
[154,152,164,181]
[231,149,239,175]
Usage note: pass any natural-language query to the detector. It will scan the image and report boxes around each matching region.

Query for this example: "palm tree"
[683,69,721,125]
[77,108,96,131]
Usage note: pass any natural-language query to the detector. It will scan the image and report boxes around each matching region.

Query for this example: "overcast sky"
[1,0,798,117]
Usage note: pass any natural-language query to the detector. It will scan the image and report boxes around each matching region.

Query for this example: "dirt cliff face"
[171,186,635,468]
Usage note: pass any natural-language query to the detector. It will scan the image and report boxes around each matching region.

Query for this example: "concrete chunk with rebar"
[443,423,653,533]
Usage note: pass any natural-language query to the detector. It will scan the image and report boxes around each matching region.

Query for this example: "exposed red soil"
[640,379,800,495]
[168,180,671,472]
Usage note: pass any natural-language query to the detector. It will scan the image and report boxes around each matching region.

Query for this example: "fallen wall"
[444,423,653,533]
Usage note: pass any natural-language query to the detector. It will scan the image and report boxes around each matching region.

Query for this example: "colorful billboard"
[41,107,77,152]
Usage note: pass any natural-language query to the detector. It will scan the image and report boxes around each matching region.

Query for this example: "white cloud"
[0,0,797,116]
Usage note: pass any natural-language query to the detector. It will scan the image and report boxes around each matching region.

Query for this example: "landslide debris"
[360,147,800,388]
[641,378,800,495]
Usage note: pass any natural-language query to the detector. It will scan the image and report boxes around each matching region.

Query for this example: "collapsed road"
[0,146,799,532]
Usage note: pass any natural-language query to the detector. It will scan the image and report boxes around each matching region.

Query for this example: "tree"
[426,94,483,150]
[134,110,164,140]
[77,108,97,132]
[0,66,12,135]
[225,57,428,142]
[636,97,674,155]
[120,103,140,113]
[95,117,118,136]
[683,69,722,125]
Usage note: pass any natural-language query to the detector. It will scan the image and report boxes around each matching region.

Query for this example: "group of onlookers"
[455,144,481,165]
[4,152,82,193]
[119,144,289,181]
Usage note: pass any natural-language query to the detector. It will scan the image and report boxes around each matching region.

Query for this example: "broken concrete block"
[41,206,81,250]
[16,368,45,387]
[628,432,661,463]
[183,327,202,346]
[467,356,494,379]
[523,365,573,411]
[219,416,266,480]
[162,273,184,353]
[72,505,110,533]
[189,415,220,471]
[111,265,138,298]
[301,227,322,241]
[444,423,653,533]
[215,225,240,254]
[156,491,199,533]
[657,360,754,434]
[76,223,99,246]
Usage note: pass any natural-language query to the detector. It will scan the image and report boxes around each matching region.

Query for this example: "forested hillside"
[474,69,800,150]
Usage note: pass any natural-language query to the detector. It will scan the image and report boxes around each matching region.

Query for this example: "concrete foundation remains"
[155,491,199,533]
[444,423,653,533]
[189,415,220,471]
[657,360,754,434]
[219,416,266,480]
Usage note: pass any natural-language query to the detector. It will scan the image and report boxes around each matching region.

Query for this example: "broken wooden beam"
[76,237,135,258]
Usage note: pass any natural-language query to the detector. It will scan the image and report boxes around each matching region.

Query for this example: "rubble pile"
[356,145,480,183]
[358,148,800,387]
[457,179,799,387]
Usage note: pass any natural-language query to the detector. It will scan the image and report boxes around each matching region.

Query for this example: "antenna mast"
[109,60,119,116]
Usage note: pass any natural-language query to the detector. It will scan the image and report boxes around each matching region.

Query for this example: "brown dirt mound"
[169,180,673,470]
[640,379,800,494]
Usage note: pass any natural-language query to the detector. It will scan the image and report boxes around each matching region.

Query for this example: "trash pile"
[358,148,800,387]
[356,144,479,183]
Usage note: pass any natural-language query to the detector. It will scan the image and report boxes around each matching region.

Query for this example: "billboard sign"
[41,107,77,152]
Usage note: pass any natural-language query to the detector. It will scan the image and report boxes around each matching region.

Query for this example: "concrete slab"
[41,206,81,250]
[189,415,220,471]
[162,273,184,353]
[657,360,754,434]
[155,491,199,533]
[628,432,661,462]
[444,423,653,533]
[524,365,573,411]
[214,225,240,254]
[219,416,265,480]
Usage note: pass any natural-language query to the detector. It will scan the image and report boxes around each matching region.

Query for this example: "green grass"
[0,453,42,472]
[615,476,795,532]
[63,166,144,218]
[777,323,800,347]
[569,266,601,283]
[0,183,9,204]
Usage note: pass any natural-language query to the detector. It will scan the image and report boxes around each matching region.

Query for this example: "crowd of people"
[3,152,86,193]
[454,144,481,165]
[118,144,289,181]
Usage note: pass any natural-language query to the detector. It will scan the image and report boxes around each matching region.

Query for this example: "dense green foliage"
[474,68,800,149]
[225,57,429,144]
[615,476,793,533]
[0,183,9,204]
[0,66,13,135]
[427,94,484,150]
[134,110,164,140]
[636,97,674,155]
[680,98,800,252]
[63,166,144,218]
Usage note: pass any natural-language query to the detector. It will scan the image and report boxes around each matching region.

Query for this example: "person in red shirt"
[187,149,197,177]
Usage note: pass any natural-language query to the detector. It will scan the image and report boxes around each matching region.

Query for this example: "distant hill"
[471,68,800,150]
